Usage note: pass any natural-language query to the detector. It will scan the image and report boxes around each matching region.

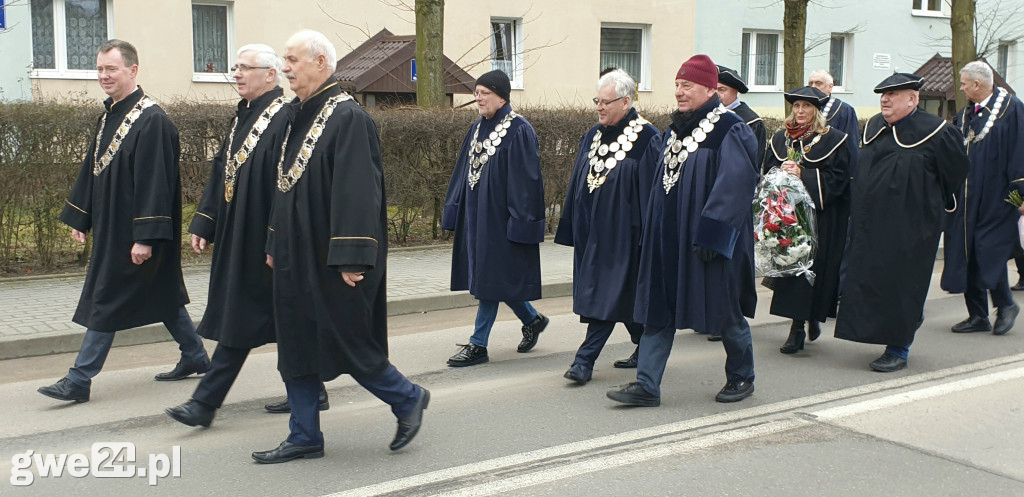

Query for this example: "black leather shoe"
[166,399,215,427]
[390,388,430,451]
[715,379,754,403]
[264,385,330,413]
[1012,279,1024,291]
[613,347,639,368]
[951,316,992,333]
[517,313,549,353]
[251,441,324,464]
[154,360,210,381]
[607,382,660,407]
[869,353,908,372]
[447,343,489,367]
[563,364,593,384]
[37,377,89,403]
[706,334,722,342]
[808,321,821,341]
[994,303,1019,336]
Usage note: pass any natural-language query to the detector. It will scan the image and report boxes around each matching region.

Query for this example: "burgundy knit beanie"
[675,54,718,90]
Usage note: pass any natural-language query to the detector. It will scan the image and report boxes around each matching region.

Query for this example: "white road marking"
[326,354,1024,497]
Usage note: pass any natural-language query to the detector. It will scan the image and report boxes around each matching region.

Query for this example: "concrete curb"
[0,281,574,361]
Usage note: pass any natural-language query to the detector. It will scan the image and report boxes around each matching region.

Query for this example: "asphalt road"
[2,293,1023,496]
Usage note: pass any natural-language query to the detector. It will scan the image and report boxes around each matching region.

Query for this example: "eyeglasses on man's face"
[231,64,271,73]
[593,96,625,106]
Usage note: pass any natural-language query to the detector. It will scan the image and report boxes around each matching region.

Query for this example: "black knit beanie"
[475,70,511,102]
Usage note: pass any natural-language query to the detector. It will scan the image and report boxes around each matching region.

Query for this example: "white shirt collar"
[725,99,741,111]
[976,92,993,108]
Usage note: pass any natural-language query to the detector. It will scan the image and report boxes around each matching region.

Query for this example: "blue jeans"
[885,344,911,359]
[67,306,206,387]
[286,365,421,446]
[572,320,643,369]
[469,300,538,347]
[636,320,755,397]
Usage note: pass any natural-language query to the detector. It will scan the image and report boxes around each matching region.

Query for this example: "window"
[912,0,941,11]
[912,0,949,16]
[997,42,1011,77]
[30,0,112,78]
[192,2,234,82]
[740,30,782,89]
[600,24,652,90]
[829,34,849,89]
[490,18,523,89]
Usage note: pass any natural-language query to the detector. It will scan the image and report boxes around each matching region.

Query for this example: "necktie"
[975,104,981,114]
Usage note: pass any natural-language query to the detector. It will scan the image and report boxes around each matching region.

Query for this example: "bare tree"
[783,0,811,113]
[415,0,445,108]
[951,0,977,110]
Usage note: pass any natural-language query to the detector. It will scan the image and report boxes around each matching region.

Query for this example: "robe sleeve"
[326,106,383,271]
[801,144,850,212]
[636,128,662,223]
[763,132,785,175]
[751,119,768,171]
[1003,102,1024,198]
[442,129,474,231]
[505,122,546,244]
[936,124,970,212]
[554,133,590,247]
[835,105,860,167]
[131,112,180,242]
[60,120,100,233]
[188,120,231,242]
[694,123,759,259]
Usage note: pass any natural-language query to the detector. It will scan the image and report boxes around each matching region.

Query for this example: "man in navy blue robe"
[716,65,767,172]
[607,55,759,407]
[442,70,549,367]
[941,61,1024,336]
[809,70,860,167]
[555,69,660,384]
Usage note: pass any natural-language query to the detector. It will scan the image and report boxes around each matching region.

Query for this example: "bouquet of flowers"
[752,165,818,285]
[1006,190,1024,248]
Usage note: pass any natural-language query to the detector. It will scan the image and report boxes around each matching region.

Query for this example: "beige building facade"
[2,0,696,109]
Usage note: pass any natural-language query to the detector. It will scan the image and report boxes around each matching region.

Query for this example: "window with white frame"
[740,30,782,90]
[912,0,950,16]
[829,33,850,89]
[490,18,523,89]
[600,24,651,90]
[30,0,112,77]
[192,1,234,81]
[997,42,1011,77]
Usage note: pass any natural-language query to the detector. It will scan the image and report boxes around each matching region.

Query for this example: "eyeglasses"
[230,64,271,73]
[593,96,626,106]
[474,89,494,97]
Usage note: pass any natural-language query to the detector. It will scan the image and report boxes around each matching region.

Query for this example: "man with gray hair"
[165,44,309,428]
[808,70,860,165]
[253,30,428,464]
[38,39,209,404]
[554,69,660,383]
[941,60,1024,336]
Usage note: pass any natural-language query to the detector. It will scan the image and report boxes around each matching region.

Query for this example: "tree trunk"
[783,0,809,115]
[415,0,446,108]
[951,0,977,111]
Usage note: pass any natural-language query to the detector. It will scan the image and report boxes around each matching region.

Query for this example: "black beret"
[784,86,829,109]
[873,73,924,93]
[716,65,748,94]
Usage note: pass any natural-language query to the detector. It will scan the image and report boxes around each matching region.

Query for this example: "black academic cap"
[784,86,829,109]
[873,73,924,93]
[716,65,748,94]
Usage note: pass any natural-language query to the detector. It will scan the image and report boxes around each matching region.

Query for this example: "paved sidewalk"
[0,243,575,360]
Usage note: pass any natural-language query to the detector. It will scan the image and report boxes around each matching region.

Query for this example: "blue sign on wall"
[0,0,6,30]
[411,58,417,82]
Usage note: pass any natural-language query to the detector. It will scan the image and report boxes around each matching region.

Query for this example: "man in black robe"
[165,44,327,427]
[808,70,860,166]
[442,70,549,367]
[835,73,969,372]
[717,65,767,172]
[252,30,428,464]
[555,69,659,384]
[608,55,760,407]
[38,40,209,404]
[941,61,1024,336]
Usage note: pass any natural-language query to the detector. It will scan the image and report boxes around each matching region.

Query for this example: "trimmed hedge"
[0,99,793,272]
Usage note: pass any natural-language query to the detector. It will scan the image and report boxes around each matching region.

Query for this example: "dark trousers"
[965,254,1013,318]
[192,344,250,409]
[285,364,420,446]
[636,320,755,397]
[67,306,206,387]
[571,320,643,369]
